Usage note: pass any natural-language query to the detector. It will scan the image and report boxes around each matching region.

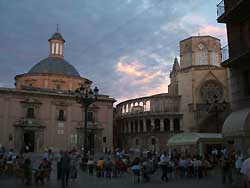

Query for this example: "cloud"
[198,25,226,38]
[0,0,224,105]
[114,55,171,103]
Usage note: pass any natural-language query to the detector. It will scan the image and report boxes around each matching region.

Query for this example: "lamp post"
[75,85,99,156]
[206,95,227,133]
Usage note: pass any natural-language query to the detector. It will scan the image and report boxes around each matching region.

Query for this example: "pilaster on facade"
[170,118,174,131]
[151,118,155,132]
[180,118,183,131]
[143,119,147,132]
[160,119,164,132]
[128,121,131,133]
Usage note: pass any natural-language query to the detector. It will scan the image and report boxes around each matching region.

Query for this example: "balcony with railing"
[217,0,225,18]
[217,0,250,23]
[222,44,229,62]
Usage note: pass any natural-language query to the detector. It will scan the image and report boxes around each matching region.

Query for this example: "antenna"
[56,24,59,32]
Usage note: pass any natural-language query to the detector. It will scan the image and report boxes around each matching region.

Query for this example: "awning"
[222,108,250,137]
[167,133,222,147]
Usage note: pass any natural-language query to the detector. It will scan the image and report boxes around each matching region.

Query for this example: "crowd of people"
[1,145,250,187]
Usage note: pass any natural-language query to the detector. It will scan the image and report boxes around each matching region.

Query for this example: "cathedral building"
[115,36,230,152]
[0,31,115,153]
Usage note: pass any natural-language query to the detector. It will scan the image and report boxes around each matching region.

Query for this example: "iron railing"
[217,0,225,18]
[222,44,229,62]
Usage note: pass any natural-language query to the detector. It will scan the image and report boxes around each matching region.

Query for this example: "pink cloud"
[198,25,226,38]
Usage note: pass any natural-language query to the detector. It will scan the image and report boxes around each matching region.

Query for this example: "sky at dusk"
[0,0,227,104]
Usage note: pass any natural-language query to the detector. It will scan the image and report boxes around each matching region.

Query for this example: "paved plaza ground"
[0,153,242,188]
[0,170,231,188]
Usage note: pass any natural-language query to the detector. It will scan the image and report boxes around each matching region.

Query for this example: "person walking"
[56,150,63,180]
[241,149,250,188]
[61,151,71,188]
[221,153,233,185]
[160,152,169,182]
[70,150,78,180]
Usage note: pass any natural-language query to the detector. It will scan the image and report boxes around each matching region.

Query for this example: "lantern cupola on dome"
[48,25,65,58]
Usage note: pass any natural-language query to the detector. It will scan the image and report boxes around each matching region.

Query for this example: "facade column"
[180,118,183,131]
[123,121,126,133]
[170,118,174,132]
[137,120,140,133]
[128,104,131,113]
[128,121,131,133]
[132,120,136,132]
[160,119,164,132]
[151,118,155,132]
[143,119,147,132]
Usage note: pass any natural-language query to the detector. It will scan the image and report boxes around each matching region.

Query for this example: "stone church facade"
[115,36,230,152]
[0,32,115,153]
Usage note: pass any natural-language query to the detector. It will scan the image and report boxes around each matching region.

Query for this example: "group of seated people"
[130,154,213,183]
[0,148,52,185]
[81,156,128,178]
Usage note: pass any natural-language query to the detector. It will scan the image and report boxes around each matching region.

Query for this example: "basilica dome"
[28,57,80,77]
[15,31,92,91]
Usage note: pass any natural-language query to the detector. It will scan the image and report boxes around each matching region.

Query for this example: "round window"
[200,80,223,102]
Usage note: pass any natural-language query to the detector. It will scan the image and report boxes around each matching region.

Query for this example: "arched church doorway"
[24,131,35,152]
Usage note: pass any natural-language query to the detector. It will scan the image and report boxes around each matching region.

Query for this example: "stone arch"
[145,101,150,111]
[135,120,139,132]
[173,118,180,132]
[146,119,151,132]
[130,121,134,133]
[139,120,143,132]
[154,119,160,131]
[164,118,170,132]
[195,42,208,65]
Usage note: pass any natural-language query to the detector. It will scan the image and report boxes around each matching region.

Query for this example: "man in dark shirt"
[61,151,71,188]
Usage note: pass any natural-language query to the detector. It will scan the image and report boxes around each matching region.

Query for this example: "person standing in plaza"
[221,153,234,185]
[241,149,250,188]
[56,150,63,180]
[70,150,79,180]
[160,152,169,182]
[61,151,71,188]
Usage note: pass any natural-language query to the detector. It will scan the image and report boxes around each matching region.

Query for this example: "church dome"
[28,57,80,77]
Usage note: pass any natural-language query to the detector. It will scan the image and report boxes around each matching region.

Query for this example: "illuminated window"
[52,43,55,54]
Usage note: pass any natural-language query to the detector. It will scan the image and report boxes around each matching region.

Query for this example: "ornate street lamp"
[75,85,99,156]
[206,94,227,133]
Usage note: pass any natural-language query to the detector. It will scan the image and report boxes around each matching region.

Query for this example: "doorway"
[24,131,35,152]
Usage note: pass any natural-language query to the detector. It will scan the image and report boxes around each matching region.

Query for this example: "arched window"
[195,43,208,65]
[58,109,65,121]
[146,119,151,132]
[164,119,170,132]
[27,108,34,118]
[173,118,180,132]
[135,120,138,132]
[139,120,144,132]
[135,139,139,145]
[154,119,160,131]
[151,138,156,145]
[130,122,134,133]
